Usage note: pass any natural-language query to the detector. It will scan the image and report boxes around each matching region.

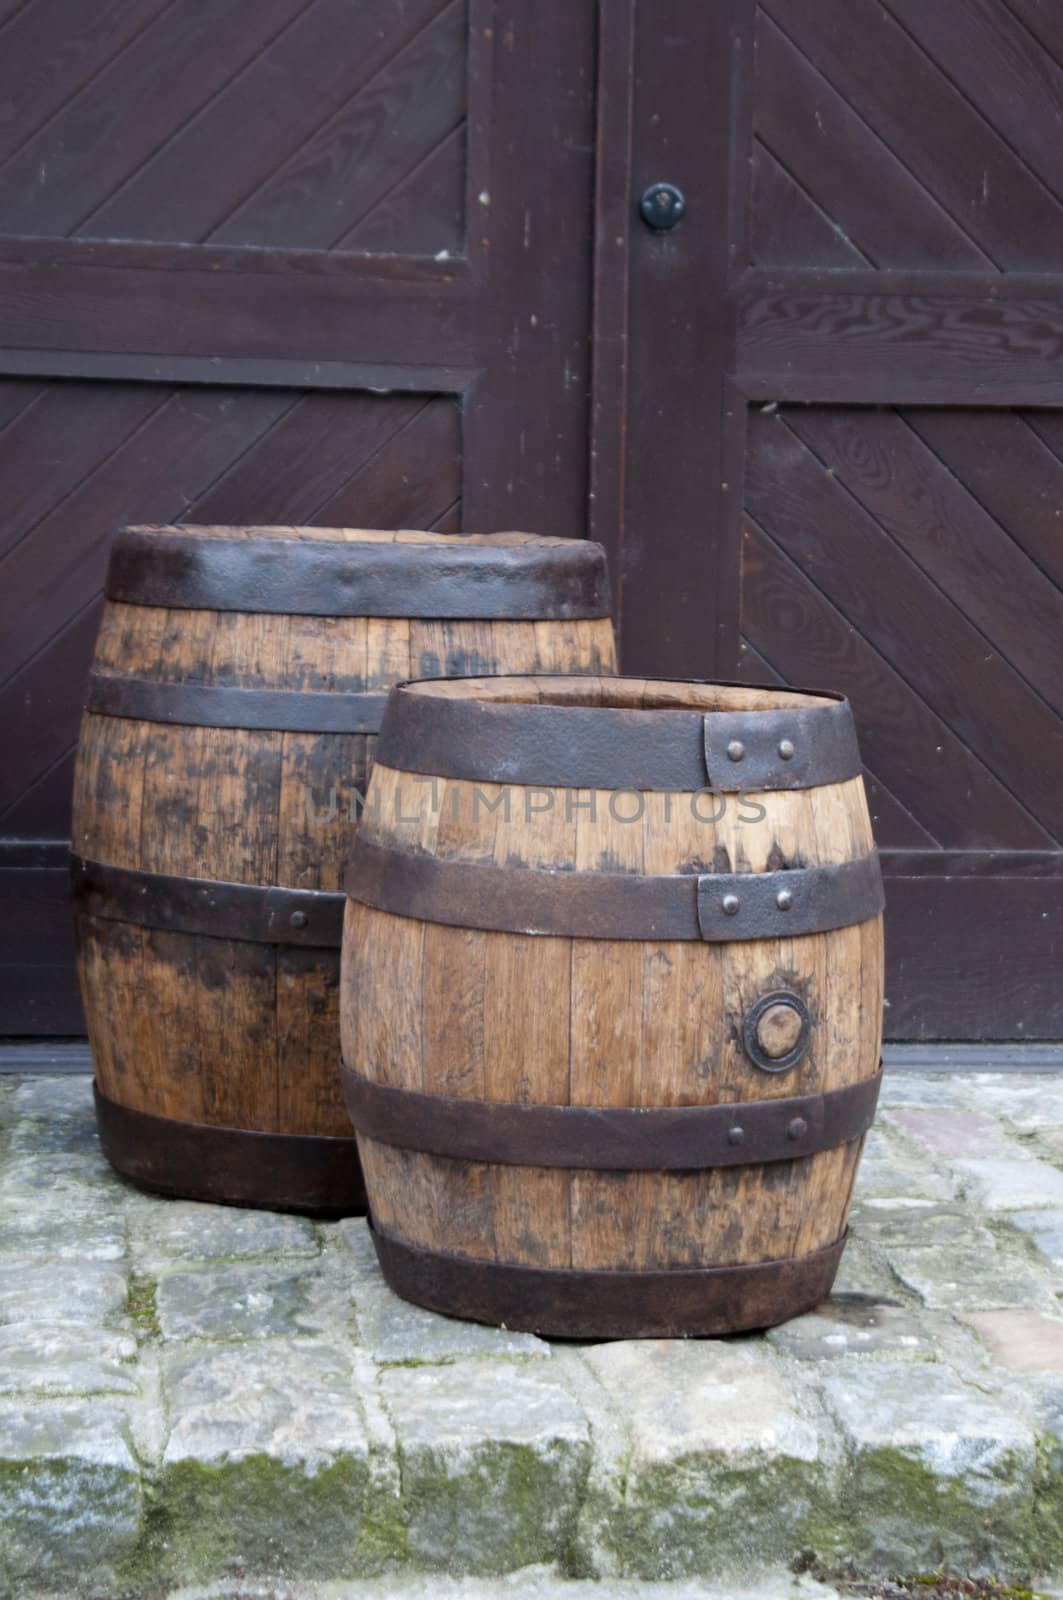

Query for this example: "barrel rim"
[373,673,862,792]
[390,670,847,709]
[105,526,613,619]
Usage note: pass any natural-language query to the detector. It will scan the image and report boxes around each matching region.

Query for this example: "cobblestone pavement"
[0,1072,1061,1599]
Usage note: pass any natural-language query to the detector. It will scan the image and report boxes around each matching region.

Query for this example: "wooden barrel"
[340,674,884,1336]
[72,528,615,1215]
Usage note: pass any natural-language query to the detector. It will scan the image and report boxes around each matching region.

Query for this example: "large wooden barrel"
[341,674,885,1336]
[72,528,615,1214]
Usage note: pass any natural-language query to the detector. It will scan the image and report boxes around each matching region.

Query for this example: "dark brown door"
[595,0,1063,1040]
[5,0,1062,1042]
[0,0,596,1031]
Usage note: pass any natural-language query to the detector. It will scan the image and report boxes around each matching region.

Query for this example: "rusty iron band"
[106,528,612,619]
[368,1220,847,1338]
[86,673,387,733]
[342,1065,881,1169]
[94,1087,365,1217]
[374,680,861,792]
[344,838,884,942]
[72,857,345,948]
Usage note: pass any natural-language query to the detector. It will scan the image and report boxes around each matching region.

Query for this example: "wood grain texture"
[737,270,1063,406]
[752,13,991,271]
[744,409,1063,843]
[734,2,1063,1047]
[0,0,467,259]
[74,531,617,1174]
[750,145,867,271]
[760,0,1063,271]
[342,676,883,1276]
[785,407,1063,720]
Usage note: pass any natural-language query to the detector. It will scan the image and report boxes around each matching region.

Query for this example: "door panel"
[740,2,1063,1037]
[595,0,1063,1038]
[0,0,596,1032]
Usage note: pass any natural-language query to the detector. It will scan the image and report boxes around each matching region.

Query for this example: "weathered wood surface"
[73,529,615,1209]
[343,676,883,1297]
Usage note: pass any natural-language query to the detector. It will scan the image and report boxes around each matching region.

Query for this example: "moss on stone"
[145,1451,371,1586]
[351,1464,409,1574]
[1031,1424,1063,1575]
[813,1442,1039,1580]
[0,1450,142,1597]
[126,1274,160,1341]
[399,1436,590,1574]
[593,1450,836,1580]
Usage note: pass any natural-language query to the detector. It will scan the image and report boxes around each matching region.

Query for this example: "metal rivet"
[289,910,309,929]
[787,1116,808,1141]
[722,893,740,916]
[728,1126,745,1146]
[638,181,687,230]
[727,740,745,762]
[776,888,793,911]
[778,738,795,760]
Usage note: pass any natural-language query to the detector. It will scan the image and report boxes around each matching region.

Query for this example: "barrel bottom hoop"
[342,1063,882,1169]
[368,1220,847,1338]
[94,1086,366,1217]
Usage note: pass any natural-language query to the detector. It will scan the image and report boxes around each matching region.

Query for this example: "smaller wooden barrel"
[72,528,615,1215]
[341,674,885,1336]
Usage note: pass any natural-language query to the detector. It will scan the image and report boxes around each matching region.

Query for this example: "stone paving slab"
[0,1071,1061,1598]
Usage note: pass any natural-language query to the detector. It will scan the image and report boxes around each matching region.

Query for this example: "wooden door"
[0,0,596,1032]
[595,0,1063,1040]
[5,0,1061,1043]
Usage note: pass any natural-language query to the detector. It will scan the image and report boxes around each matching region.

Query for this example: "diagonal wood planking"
[754,0,1063,269]
[0,383,461,831]
[735,633,939,851]
[784,407,1063,722]
[753,13,993,270]
[742,0,1063,1037]
[750,143,869,270]
[880,0,1063,210]
[742,407,1063,850]
[0,0,467,256]
[739,512,1055,849]
[0,0,177,166]
[210,1,466,252]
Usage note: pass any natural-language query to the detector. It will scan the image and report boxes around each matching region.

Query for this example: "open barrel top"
[372,673,863,795]
[384,672,839,707]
